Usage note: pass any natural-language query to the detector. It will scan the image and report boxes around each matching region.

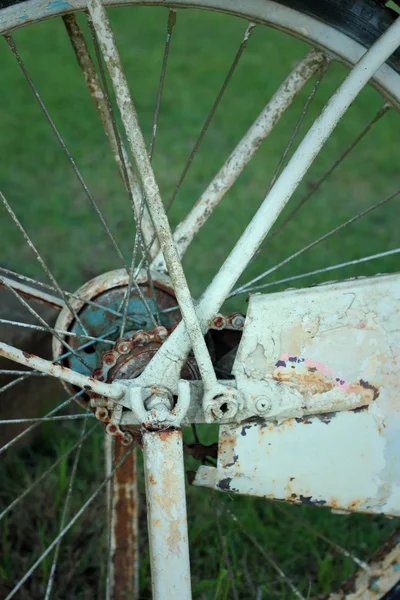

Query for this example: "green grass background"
[0,5,399,598]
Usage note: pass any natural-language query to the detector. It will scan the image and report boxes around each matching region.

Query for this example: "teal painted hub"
[66,283,179,376]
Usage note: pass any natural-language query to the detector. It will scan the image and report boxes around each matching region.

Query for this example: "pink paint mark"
[276,354,349,390]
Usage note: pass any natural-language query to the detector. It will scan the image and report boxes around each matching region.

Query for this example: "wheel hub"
[52,269,180,402]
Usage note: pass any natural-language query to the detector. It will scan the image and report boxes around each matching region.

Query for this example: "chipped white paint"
[328,539,400,598]
[142,430,192,600]
[0,276,64,310]
[152,49,326,272]
[0,340,126,400]
[193,274,400,515]
[193,408,400,515]
[86,0,218,397]
[233,274,399,415]
[139,17,400,397]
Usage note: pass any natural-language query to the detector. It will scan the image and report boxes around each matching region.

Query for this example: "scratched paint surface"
[195,274,400,515]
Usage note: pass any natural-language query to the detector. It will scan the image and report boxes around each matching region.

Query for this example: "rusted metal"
[327,528,400,598]
[86,0,221,402]
[0,340,126,400]
[194,274,400,515]
[63,13,155,250]
[151,48,326,273]
[0,276,64,310]
[137,17,400,404]
[108,438,139,600]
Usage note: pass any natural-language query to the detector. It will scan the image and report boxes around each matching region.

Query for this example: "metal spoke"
[0,414,94,424]
[0,390,84,456]
[265,103,390,245]
[44,412,90,599]
[0,370,45,376]
[5,35,127,269]
[233,247,400,295]
[266,60,330,194]
[87,0,219,392]
[232,188,400,296]
[224,504,307,600]
[151,49,326,272]
[0,318,114,345]
[0,267,133,321]
[87,14,156,253]
[273,504,369,571]
[149,9,176,161]
[0,274,92,371]
[0,422,98,522]
[88,18,159,326]
[0,276,64,310]
[4,443,134,600]
[0,189,89,337]
[138,16,400,392]
[166,21,256,213]
[120,201,147,338]
[213,493,239,600]
[0,372,47,395]
[63,13,130,190]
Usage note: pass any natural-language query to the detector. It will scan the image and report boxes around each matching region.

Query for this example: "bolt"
[255,396,272,414]
[231,314,245,329]
[116,341,130,354]
[103,352,117,366]
[211,315,226,330]
[154,326,168,342]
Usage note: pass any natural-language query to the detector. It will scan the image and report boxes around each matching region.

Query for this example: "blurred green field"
[0,4,399,599]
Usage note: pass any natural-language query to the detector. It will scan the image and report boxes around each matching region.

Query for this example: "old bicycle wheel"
[0,0,399,597]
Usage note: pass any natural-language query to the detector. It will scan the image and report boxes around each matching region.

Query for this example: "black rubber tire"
[0,0,399,70]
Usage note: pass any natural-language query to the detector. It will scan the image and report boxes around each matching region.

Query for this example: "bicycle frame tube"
[135,16,400,395]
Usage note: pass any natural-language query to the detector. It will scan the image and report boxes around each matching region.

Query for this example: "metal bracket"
[128,379,191,428]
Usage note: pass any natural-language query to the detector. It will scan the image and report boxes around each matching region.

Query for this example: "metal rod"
[0,390,84,455]
[4,444,134,600]
[0,340,125,401]
[151,48,326,272]
[0,276,64,309]
[143,429,191,599]
[233,187,400,295]
[139,16,400,392]
[165,21,256,213]
[231,247,400,295]
[87,0,217,392]
[5,35,127,271]
[107,438,139,599]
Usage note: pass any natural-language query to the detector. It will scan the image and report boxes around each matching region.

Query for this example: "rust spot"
[149,475,157,486]
[157,428,177,441]
[359,379,379,401]
[112,439,138,599]
[22,351,33,359]
[273,358,379,406]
